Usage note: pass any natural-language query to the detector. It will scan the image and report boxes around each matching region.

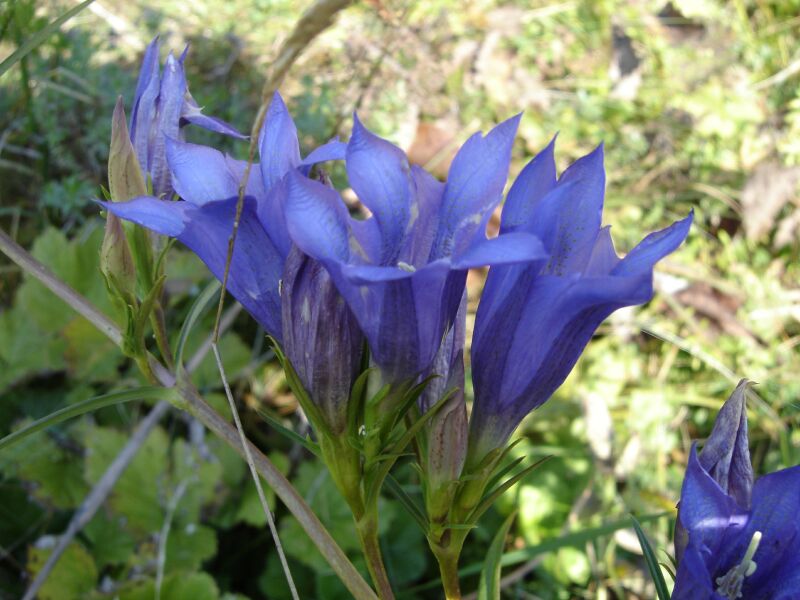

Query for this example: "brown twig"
[0,226,378,600]
[19,295,242,600]
[21,400,171,600]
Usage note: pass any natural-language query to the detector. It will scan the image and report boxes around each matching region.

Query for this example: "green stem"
[432,541,463,600]
[150,302,174,370]
[356,508,395,600]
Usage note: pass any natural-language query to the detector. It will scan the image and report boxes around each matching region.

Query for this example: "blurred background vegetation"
[2,0,800,598]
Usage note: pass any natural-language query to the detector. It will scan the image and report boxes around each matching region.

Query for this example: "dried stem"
[0,227,378,600]
[212,342,299,600]
[212,0,354,340]
[21,400,171,600]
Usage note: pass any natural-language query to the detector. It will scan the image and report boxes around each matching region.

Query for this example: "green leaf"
[468,456,551,524]
[83,426,169,533]
[477,511,517,600]
[0,0,97,77]
[631,515,671,600]
[27,541,98,600]
[0,387,170,451]
[116,571,219,600]
[84,512,136,567]
[1,436,88,509]
[175,280,221,368]
[165,524,218,572]
[256,407,321,458]
[384,474,427,532]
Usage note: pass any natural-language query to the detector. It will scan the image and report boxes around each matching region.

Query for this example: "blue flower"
[103,92,345,341]
[468,138,693,462]
[673,447,800,599]
[675,380,754,563]
[282,115,545,384]
[129,37,245,197]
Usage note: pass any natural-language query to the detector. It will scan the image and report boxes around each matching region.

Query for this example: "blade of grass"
[174,279,221,367]
[0,387,171,451]
[0,0,97,77]
[477,511,517,600]
[631,514,671,600]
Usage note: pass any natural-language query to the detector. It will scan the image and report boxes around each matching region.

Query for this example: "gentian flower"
[281,245,364,435]
[129,37,245,198]
[673,382,800,599]
[282,115,546,384]
[675,380,754,563]
[468,138,693,462]
[103,92,345,342]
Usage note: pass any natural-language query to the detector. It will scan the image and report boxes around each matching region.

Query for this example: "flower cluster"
[100,40,696,598]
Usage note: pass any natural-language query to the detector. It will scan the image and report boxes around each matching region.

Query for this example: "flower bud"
[675,379,754,563]
[100,212,136,303]
[109,97,147,202]
[420,297,468,524]
[281,246,364,435]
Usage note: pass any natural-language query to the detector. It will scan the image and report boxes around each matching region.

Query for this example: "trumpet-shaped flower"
[129,37,245,197]
[282,115,546,384]
[672,445,800,599]
[103,92,345,341]
[468,139,693,461]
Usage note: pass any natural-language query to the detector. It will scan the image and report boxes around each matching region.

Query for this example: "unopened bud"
[100,212,136,302]
[109,97,147,202]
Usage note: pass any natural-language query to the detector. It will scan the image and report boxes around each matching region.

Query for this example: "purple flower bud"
[128,37,244,198]
[420,296,468,520]
[675,379,755,563]
[281,246,364,434]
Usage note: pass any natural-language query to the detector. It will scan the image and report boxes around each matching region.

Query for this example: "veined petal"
[501,135,558,233]
[283,170,352,262]
[452,232,547,269]
[430,114,521,259]
[346,115,412,265]
[258,92,301,189]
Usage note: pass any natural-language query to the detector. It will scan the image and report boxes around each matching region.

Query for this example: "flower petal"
[430,114,521,259]
[452,232,547,269]
[612,211,694,276]
[301,139,347,166]
[346,115,412,265]
[501,135,558,233]
[283,170,352,262]
[129,37,160,170]
[258,92,301,189]
[100,196,187,237]
[166,138,239,205]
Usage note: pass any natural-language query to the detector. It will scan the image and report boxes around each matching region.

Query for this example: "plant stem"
[432,542,463,600]
[356,508,395,600]
[0,227,378,600]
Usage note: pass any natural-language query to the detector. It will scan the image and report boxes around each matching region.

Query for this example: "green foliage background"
[2,0,800,598]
